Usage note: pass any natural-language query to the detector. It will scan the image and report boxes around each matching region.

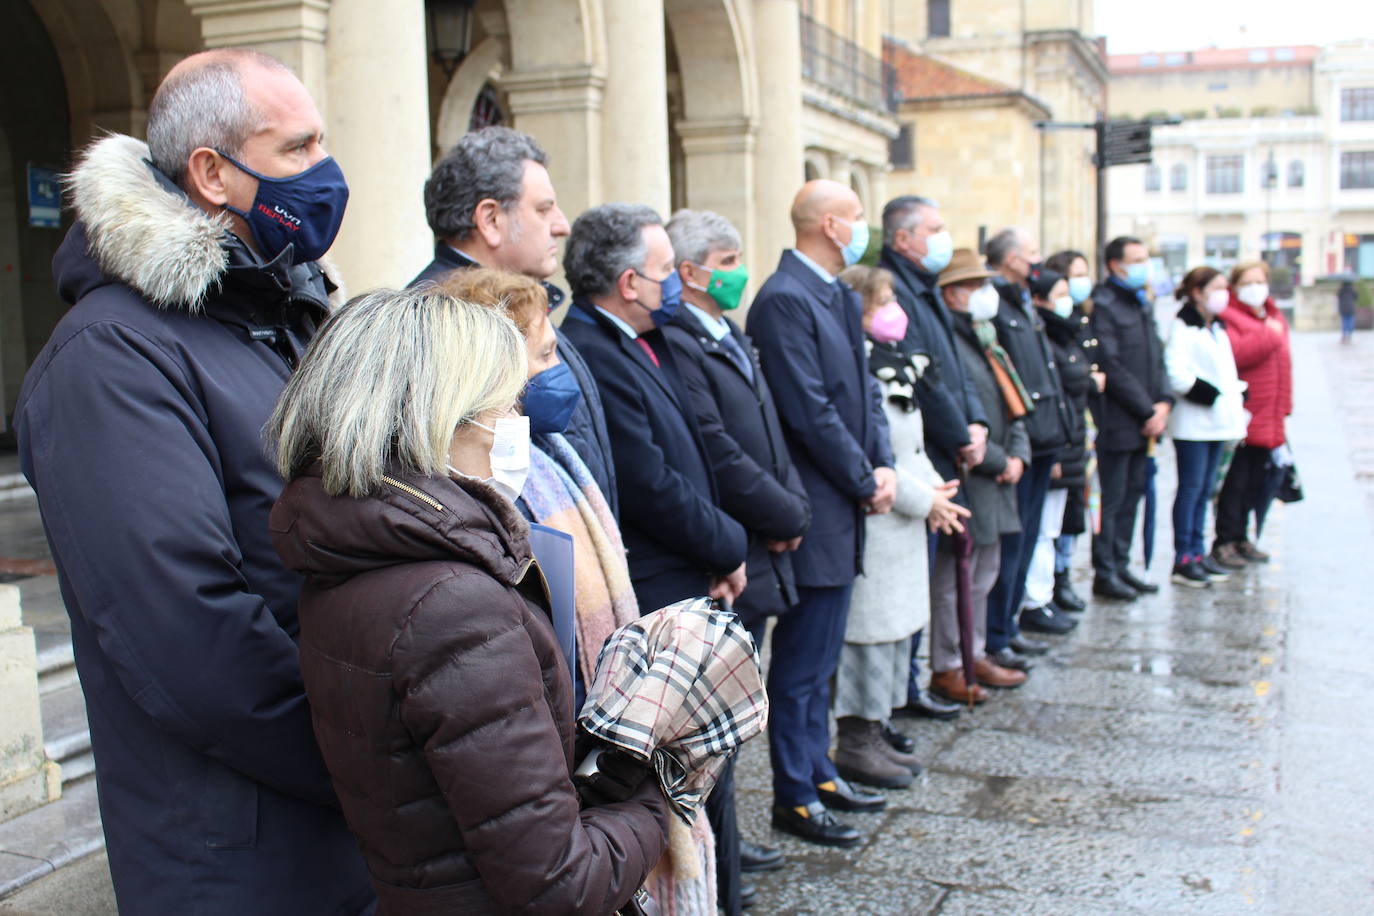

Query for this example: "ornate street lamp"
[428,0,476,79]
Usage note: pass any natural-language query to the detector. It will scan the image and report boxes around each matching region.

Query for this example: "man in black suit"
[559,203,747,614]
[661,208,809,912]
[411,127,618,517]
[748,180,895,848]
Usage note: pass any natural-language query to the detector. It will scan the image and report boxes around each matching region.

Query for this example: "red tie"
[635,337,660,368]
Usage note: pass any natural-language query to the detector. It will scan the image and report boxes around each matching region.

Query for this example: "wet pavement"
[3,331,1373,914]
[734,331,1374,914]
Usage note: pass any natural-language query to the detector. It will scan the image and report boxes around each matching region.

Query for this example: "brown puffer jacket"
[270,465,669,915]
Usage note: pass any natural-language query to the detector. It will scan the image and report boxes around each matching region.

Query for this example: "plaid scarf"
[579,598,768,825]
[974,318,1032,419]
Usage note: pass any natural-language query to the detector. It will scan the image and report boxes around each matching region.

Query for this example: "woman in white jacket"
[834,266,968,791]
[1164,267,1249,588]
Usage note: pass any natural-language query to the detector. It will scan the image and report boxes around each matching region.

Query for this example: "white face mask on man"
[968,283,1001,322]
[448,414,531,503]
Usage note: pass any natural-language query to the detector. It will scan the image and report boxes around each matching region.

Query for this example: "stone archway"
[433,36,507,157]
[28,0,144,142]
[2,1,74,422]
[664,0,757,262]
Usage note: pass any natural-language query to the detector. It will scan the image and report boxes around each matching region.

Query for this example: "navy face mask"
[218,152,349,265]
[523,361,583,434]
[635,269,683,328]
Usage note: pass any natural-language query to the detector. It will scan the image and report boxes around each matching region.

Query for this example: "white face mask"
[1237,283,1269,309]
[1204,288,1230,317]
[1052,295,1074,319]
[968,283,1001,322]
[449,414,530,503]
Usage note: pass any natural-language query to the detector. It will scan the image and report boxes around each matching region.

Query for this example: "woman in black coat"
[1043,250,1104,610]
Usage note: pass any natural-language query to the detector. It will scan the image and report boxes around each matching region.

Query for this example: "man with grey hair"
[877,194,982,721]
[410,127,619,517]
[15,50,373,914]
[661,209,809,912]
[560,203,748,616]
[985,227,1075,657]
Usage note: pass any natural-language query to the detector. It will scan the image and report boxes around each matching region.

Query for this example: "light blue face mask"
[1068,276,1092,304]
[921,230,954,273]
[838,218,870,267]
[1124,261,1150,290]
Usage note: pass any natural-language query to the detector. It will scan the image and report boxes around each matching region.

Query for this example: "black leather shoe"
[894,689,961,720]
[880,720,915,754]
[991,646,1033,671]
[739,840,784,873]
[816,777,886,813]
[1119,570,1159,593]
[740,884,758,909]
[771,802,861,847]
[1019,605,1078,634]
[1093,574,1138,600]
[1009,633,1050,655]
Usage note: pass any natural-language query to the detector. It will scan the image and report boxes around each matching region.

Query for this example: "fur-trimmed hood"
[65,134,232,310]
[61,133,342,313]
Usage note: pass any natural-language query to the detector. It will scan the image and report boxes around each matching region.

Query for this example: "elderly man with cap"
[747,180,895,848]
[927,250,1033,703]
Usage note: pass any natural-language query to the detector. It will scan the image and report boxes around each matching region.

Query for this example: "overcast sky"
[1094,0,1368,54]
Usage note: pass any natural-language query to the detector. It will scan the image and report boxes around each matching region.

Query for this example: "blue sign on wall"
[28,164,60,228]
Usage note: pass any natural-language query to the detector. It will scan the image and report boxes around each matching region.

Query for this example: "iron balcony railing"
[800,13,898,114]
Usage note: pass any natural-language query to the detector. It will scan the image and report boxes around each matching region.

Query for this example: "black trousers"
[706,755,742,915]
[1092,447,1148,579]
[1216,444,1271,545]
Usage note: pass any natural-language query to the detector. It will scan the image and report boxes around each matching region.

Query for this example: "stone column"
[752,0,805,274]
[504,67,607,225]
[324,0,434,289]
[0,585,60,821]
[678,117,757,267]
[600,0,670,214]
[184,0,331,109]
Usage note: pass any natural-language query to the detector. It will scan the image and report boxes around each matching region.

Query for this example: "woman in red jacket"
[1212,261,1293,567]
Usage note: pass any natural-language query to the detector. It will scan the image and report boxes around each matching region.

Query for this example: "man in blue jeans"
[984,229,1075,667]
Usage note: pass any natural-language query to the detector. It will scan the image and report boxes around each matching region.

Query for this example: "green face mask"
[700,263,749,311]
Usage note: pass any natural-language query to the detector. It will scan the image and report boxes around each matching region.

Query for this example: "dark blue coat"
[408,244,619,518]
[560,300,746,612]
[17,222,373,913]
[878,248,987,487]
[746,252,894,589]
[662,308,811,621]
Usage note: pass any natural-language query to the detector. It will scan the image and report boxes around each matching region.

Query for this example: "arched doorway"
[1,1,72,428]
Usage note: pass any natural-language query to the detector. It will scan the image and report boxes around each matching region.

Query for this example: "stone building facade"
[1106,40,1374,303]
[881,0,1106,261]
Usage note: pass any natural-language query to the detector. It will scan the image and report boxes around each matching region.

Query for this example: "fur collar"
[67,134,231,311]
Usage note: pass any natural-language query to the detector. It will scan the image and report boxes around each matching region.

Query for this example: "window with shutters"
[928,0,950,38]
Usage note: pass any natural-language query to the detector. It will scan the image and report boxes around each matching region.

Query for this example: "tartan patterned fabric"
[578,598,768,825]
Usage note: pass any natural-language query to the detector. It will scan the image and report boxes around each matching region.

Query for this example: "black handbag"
[1277,462,1303,503]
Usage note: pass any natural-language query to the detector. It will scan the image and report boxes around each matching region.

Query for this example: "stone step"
[36,640,77,696]
[0,779,104,900]
[39,682,92,788]
[0,472,34,502]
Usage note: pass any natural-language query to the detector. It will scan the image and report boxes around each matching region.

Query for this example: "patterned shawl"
[521,433,639,683]
[974,318,1032,419]
[579,598,768,825]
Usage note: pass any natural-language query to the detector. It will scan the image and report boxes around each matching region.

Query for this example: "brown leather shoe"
[930,669,988,705]
[1237,540,1270,562]
[1210,542,1248,569]
[974,657,1028,689]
